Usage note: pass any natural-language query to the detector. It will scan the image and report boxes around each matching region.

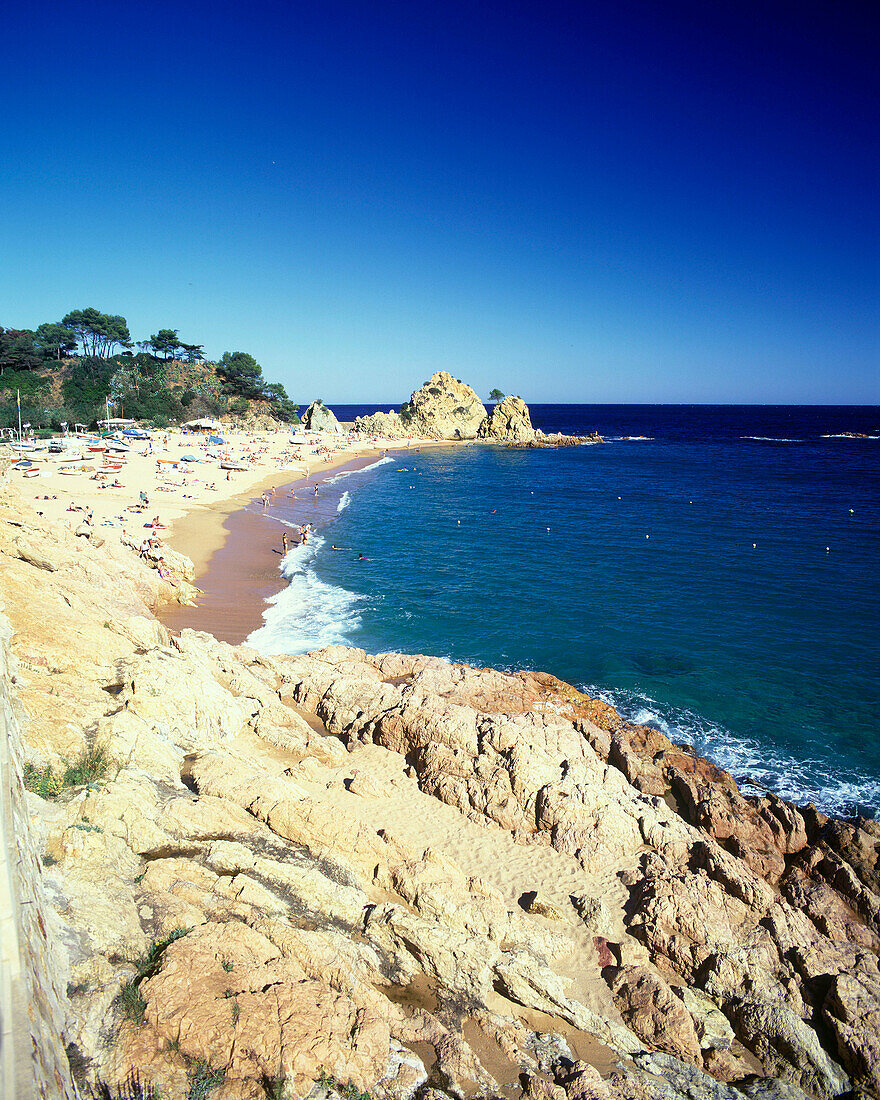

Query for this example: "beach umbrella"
[181,454,198,462]
[208,434,225,444]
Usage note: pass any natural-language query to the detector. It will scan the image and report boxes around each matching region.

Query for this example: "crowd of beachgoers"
[1,423,418,574]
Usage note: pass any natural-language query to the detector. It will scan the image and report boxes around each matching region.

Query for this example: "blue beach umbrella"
[208,434,225,444]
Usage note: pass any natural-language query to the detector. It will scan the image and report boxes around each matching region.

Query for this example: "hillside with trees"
[0,308,299,431]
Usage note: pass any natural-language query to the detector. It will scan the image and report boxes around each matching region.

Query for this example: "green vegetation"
[23,742,115,799]
[0,306,300,429]
[119,981,148,1024]
[261,1075,286,1100]
[489,387,505,400]
[118,928,190,1027]
[186,1060,225,1100]
[316,1072,373,1100]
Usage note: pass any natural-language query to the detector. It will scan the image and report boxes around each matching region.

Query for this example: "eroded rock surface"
[355,372,487,440]
[2,485,877,1100]
[301,401,343,433]
[478,396,536,442]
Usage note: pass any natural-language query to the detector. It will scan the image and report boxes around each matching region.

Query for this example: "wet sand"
[161,453,391,643]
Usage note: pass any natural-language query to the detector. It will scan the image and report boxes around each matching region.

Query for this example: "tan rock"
[478,396,536,442]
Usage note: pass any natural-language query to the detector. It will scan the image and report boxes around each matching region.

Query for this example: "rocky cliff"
[302,401,343,433]
[1,485,878,1100]
[355,372,488,440]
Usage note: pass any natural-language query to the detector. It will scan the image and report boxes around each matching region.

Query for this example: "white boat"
[220,460,249,472]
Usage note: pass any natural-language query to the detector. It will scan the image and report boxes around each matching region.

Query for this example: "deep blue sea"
[248,405,880,818]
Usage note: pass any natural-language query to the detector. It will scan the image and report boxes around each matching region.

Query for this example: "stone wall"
[0,607,78,1100]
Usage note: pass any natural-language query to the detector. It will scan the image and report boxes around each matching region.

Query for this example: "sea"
[247,405,880,819]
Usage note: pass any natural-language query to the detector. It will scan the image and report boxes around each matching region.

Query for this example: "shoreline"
[1,472,879,1099]
[160,450,397,643]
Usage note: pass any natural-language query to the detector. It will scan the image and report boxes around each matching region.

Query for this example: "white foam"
[606,436,655,441]
[323,455,393,485]
[337,490,351,513]
[247,534,363,655]
[740,436,804,442]
[821,433,880,439]
[591,685,880,819]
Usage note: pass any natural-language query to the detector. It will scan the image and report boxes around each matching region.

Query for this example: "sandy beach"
[8,426,421,615]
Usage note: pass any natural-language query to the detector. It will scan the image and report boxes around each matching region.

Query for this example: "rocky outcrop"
[356,372,488,440]
[478,395,536,442]
[352,409,407,439]
[301,401,343,433]
[2,486,878,1100]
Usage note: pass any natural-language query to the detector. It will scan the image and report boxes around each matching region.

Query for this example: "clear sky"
[2,0,877,404]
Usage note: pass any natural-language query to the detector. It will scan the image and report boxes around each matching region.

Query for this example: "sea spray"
[592,684,880,818]
[337,490,351,513]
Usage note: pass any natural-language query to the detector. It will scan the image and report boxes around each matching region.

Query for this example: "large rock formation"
[1,483,878,1100]
[478,395,536,442]
[301,400,343,433]
[355,372,488,440]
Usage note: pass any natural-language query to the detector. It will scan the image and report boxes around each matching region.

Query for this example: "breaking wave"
[247,534,363,655]
[589,684,880,819]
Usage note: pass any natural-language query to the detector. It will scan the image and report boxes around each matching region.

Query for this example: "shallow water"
[247,405,880,817]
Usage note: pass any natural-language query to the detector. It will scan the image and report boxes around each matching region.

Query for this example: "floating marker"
[826,546,830,552]
[646,534,650,539]
[753,543,756,548]
[850,509,854,514]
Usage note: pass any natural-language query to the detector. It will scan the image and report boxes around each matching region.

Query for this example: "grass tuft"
[187,1060,224,1100]
[119,981,147,1024]
[262,1074,286,1100]
[24,742,115,800]
[118,928,190,1027]
[316,1073,372,1100]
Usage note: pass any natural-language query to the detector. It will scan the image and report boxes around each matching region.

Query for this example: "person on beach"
[281,532,289,554]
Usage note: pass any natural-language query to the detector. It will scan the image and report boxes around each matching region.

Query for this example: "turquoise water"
[248,406,880,817]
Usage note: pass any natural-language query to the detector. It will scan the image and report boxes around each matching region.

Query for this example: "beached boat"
[58,467,83,476]
[220,461,249,472]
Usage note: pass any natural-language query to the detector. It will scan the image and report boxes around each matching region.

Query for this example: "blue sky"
[2,0,877,403]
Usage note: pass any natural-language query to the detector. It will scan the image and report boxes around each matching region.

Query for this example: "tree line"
[0,308,299,430]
